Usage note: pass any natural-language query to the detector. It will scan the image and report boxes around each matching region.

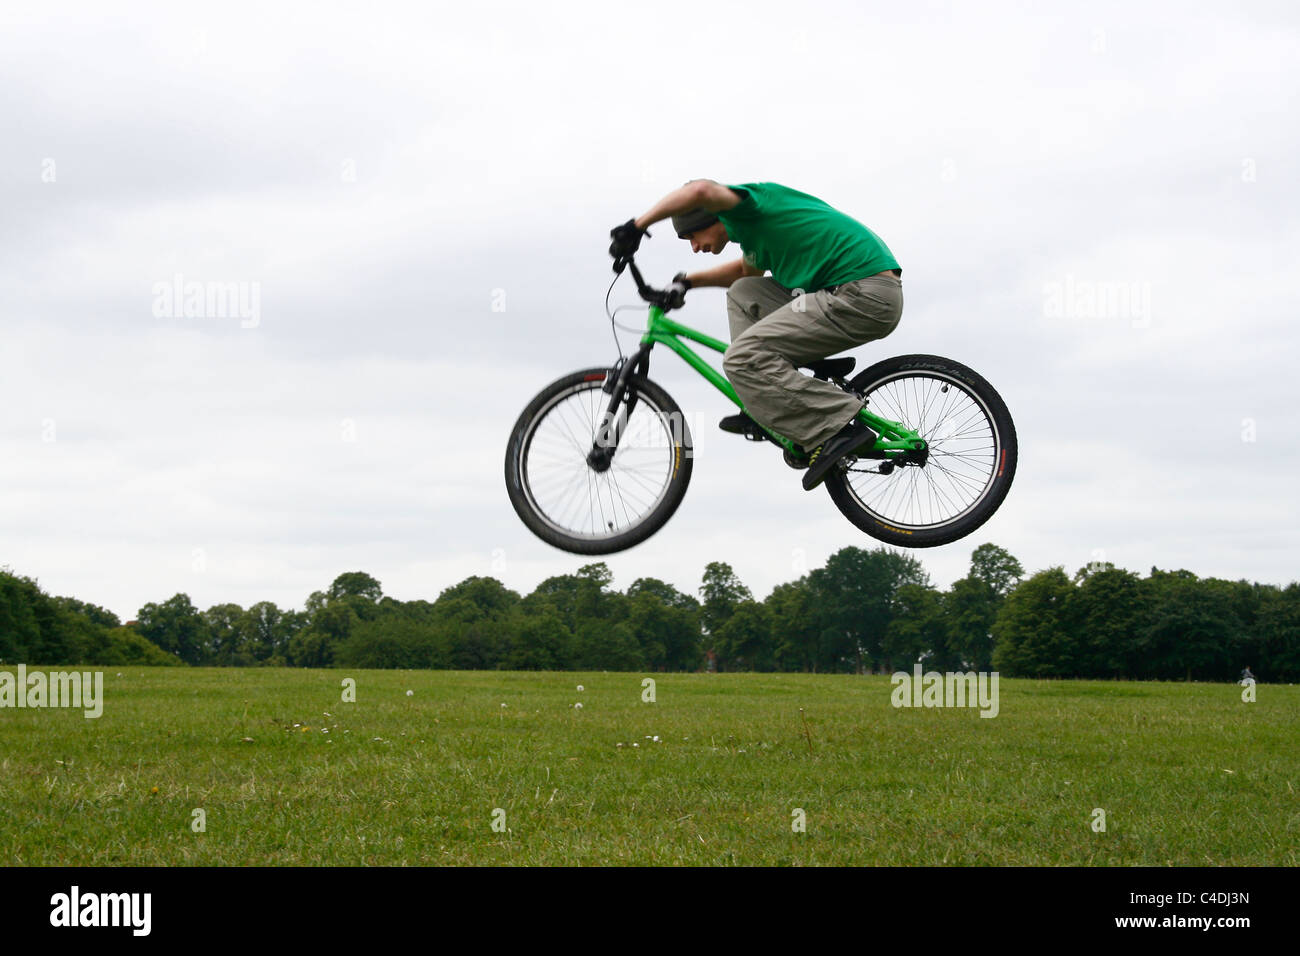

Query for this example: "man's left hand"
[608,218,646,260]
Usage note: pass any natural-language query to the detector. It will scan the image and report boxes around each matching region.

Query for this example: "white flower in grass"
[576,685,584,692]
[406,690,414,696]
[573,702,583,709]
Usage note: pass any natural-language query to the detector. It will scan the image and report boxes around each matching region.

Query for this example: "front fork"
[586,345,652,473]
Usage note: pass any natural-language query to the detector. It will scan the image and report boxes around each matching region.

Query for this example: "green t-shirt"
[716,182,900,291]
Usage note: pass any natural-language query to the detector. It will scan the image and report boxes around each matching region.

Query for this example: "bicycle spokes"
[522,380,679,541]
[844,372,999,528]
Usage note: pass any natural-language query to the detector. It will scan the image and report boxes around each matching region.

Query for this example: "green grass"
[1,668,1296,865]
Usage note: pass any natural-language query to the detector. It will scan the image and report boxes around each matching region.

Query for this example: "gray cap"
[671,207,719,238]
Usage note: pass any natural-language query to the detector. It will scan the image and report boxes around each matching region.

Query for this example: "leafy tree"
[433,578,520,670]
[0,571,42,661]
[1069,564,1145,677]
[203,603,252,666]
[3,571,181,667]
[571,619,644,671]
[10,547,1293,681]
[699,562,752,644]
[884,584,950,669]
[435,576,520,618]
[625,590,700,670]
[991,568,1077,677]
[714,600,774,671]
[765,579,820,672]
[969,543,1024,597]
[945,576,997,670]
[52,596,121,630]
[445,616,512,669]
[321,572,383,627]
[577,562,613,590]
[289,599,361,667]
[944,544,1024,670]
[1138,571,1239,681]
[334,618,448,669]
[627,577,699,612]
[1,576,86,665]
[528,565,625,632]
[806,547,929,673]
[503,609,571,670]
[241,601,291,663]
[136,594,207,664]
[1258,583,1300,680]
[329,571,383,604]
[82,626,183,666]
[1214,579,1270,678]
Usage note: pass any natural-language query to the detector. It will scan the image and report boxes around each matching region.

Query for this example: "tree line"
[2,544,1296,681]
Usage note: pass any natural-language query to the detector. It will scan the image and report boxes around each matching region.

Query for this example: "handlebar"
[612,251,681,312]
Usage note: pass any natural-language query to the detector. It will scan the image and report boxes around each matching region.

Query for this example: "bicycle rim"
[518,380,680,542]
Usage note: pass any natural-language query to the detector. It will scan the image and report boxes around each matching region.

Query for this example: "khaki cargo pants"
[722,273,904,449]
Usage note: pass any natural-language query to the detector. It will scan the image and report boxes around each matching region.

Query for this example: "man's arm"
[681,256,765,289]
[682,258,745,288]
[634,179,740,231]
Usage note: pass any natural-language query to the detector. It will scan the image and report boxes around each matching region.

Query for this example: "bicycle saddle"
[800,357,856,379]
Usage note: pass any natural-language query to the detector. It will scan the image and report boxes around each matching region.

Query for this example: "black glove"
[664,272,691,309]
[609,218,646,260]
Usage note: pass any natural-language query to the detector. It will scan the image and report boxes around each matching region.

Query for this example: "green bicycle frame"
[637,306,925,457]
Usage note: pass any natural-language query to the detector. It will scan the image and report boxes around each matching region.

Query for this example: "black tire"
[824,354,1017,548]
[504,368,693,555]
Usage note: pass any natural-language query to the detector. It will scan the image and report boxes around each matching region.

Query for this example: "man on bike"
[608,179,903,491]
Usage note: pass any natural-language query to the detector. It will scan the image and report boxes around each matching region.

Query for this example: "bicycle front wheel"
[825,354,1017,548]
[504,368,693,555]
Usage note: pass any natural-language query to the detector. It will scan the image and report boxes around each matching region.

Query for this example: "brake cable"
[604,249,671,357]
[604,271,626,362]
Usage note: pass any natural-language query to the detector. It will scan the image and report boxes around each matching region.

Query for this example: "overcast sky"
[2,0,1297,622]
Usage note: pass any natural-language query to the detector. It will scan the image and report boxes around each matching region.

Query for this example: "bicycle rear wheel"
[504,368,693,554]
[824,354,1017,548]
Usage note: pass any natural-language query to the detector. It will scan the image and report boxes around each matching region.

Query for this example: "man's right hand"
[608,218,645,260]
[663,272,691,309]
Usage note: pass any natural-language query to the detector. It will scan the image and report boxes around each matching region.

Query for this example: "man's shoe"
[801,422,878,491]
[719,412,755,435]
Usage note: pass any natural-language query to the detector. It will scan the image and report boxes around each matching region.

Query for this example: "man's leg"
[719,276,798,431]
[725,275,795,343]
[722,276,903,449]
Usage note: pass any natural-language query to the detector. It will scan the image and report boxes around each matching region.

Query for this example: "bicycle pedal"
[718,412,753,435]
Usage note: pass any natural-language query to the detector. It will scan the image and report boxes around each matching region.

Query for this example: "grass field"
[1,668,1295,865]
